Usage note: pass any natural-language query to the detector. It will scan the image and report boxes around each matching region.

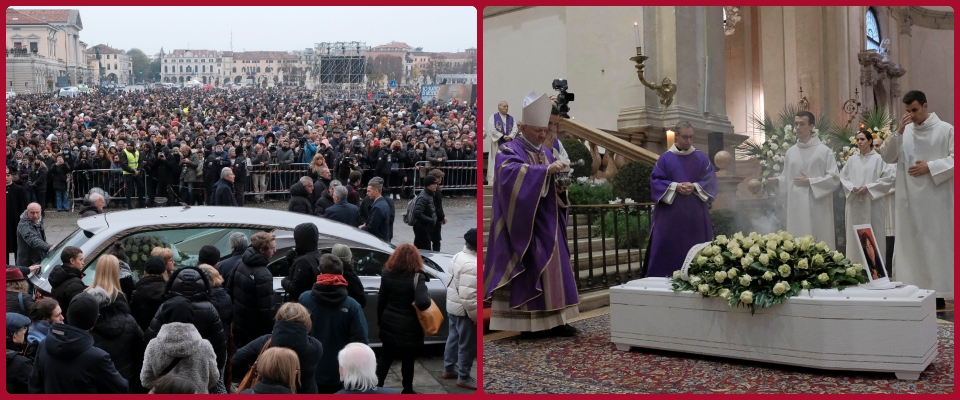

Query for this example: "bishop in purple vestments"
[483,91,580,335]
[646,122,719,278]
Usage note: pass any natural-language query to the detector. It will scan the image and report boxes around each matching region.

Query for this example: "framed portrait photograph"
[853,224,887,282]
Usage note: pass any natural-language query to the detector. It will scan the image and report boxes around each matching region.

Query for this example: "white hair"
[220,167,233,179]
[299,175,313,186]
[338,343,378,392]
[333,185,348,200]
[88,192,104,203]
[229,232,249,251]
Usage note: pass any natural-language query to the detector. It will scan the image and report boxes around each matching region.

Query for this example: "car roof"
[77,206,390,249]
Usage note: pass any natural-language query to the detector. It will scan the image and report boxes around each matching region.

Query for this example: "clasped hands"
[676,182,696,195]
[765,172,810,187]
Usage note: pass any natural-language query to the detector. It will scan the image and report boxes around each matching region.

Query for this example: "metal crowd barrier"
[411,160,478,193]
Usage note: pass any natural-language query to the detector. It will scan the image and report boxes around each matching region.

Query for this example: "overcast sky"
[11,6,477,55]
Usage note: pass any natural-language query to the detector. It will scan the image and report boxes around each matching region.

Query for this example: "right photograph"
[481,6,954,394]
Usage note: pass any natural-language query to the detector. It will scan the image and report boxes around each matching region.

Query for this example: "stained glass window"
[866,8,881,52]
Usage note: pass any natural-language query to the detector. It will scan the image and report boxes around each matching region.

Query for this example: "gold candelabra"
[630,47,677,107]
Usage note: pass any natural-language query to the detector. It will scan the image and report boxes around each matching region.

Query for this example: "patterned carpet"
[483,314,954,394]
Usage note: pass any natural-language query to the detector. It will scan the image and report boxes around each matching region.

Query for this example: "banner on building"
[420,84,439,102]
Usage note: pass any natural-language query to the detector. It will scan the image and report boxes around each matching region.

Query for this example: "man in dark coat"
[298,254,368,393]
[313,180,338,217]
[211,167,238,206]
[412,176,438,250]
[230,147,248,206]
[48,246,86,315]
[287,176,314,215]
[218,232,248,291]
[29,291,129,393]
[324,185,360,227]
[88,287,147,393]
[281,223,321,302]
[428,170,447,251]
[225,232,277,349]
[7,166,29,263]
[77,192,105,218]
[360,178,392,242]
[16,203,52,267]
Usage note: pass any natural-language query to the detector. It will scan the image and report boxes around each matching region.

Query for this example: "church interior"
[481,6,953,394]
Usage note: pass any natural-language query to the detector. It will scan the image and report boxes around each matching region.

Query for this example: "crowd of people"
[6,227,478,393]
[4,85,478,213]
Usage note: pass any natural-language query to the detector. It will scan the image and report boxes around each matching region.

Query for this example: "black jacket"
[6,342,32,394]
[324,199,360,227]
[342,262,367,308]
[212,178,238,206]
[49,163,71,190]
[232,321,322,394]
[412,189,437,230]
[231,154,248,183]
[49,265,86,316]
[376,270,431,348]
[28,323,128,393]
[226,247,276,341]
[77,199,102,218]
[90,297,147,393]
[281,223,321,302]
[7,290,35,316]
[240,379,294,394]
[313,191,335,217]
[129,275,166,332]
[217,249,245,291]
[361,197,392,242]
[208,286,234,334]
[143,268,228,371]
[287,181,313,215]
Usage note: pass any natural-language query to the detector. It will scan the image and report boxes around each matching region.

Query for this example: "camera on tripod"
[552,79,574,119]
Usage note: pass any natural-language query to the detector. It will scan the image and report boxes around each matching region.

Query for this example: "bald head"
[26,203,42,222]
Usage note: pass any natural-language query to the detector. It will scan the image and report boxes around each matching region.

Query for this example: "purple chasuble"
[483,138,579,311]
[646,150,719,278]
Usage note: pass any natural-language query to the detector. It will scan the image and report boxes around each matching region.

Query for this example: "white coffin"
[610,278,938,380]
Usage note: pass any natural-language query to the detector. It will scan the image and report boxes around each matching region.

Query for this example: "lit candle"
[634,22,642,49]
[666,130,675,149]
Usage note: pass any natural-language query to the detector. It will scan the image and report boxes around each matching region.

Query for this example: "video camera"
[552,79,574,119]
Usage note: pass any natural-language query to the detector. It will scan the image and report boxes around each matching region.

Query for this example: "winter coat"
[232,154,249,183]
[281,223,321,302]
[250,150,270,173]
[377,270,431,348]
[324,199,360,227]
[276,147,295,167]
[445,247,478,321]
[361,197,392,242]
[180,152,201,183]
[28,163,47,193]
[426,145,447,165]
[130,275,166,332]
[287,181,313,215]
[77,199,102,218]
[217,249,244,291]
[49,163,71,191]
[90,296,147,393]
[412,188,437,230]
[28,323,128,393]
[7,290,35,316]
[7,342,33,393]
[232,320,322,394]
[240,379,294,394]
[140,322,218,393]
[16,210,50,267]
[313,191,335,217]
[299,283,368,387]
[143,268,227,371]
[6,182,29,259]
[342,263,367,308]
[226,247,276,342]
[211,178,238,206]
[49,265,86,315]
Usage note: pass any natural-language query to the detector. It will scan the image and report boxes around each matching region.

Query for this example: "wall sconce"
[630,25,677,108]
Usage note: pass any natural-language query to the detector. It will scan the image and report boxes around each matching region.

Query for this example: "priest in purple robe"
[483,91,580,337]
[645,121,719,278]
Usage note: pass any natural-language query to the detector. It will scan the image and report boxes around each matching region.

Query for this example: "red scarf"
[316,274,347,286]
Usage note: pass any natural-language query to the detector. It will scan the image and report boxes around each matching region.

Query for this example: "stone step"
[576,261,644,285]
[483,185,493,196]
[483,194,492,204]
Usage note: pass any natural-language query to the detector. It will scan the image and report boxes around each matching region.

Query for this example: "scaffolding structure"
[313,41,369,99]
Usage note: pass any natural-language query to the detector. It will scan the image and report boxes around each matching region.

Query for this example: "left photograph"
[5,5,478,394]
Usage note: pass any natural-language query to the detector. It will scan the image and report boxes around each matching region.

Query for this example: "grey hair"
[88,192,104,203]
[338,343,378,392]
[333,185,348,200]
[329,180,342,188]
[220,167,233,179]
[318,166,330,174]
[86,286,112,306]
[299,175,313,186]
[675,120,695,133]
[229,232,249,251]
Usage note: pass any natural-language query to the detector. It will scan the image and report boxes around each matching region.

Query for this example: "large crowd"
[5,85,480,394]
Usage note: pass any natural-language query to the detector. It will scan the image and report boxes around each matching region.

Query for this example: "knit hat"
[66,292,100,330]
[423,175,438,187]
[144,256,167,275]
[6,312,30,337]
[6,267,25,281]
[331,244,352,265]
[464,228,478,248]
[198,245,221,266]
[158,296,195,324]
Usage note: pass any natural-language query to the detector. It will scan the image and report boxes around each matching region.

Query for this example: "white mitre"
[522,91,551,128]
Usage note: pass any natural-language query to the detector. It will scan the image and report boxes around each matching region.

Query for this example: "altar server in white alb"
[766,111,840,244]
[879,90,954,304]
[484,101,518,183]
[839,129,895,269]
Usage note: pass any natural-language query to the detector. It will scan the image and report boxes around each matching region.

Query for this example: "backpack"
[403,196,420,227]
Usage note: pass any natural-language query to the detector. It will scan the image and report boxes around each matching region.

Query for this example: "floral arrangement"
[568,177,615,205]
[737,105,827,182]
[670,231,868,314]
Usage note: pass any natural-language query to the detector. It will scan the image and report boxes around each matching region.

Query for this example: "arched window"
[164,66,167,73]
[866,8,881,52]
[186,66,192,73]
[202,65,206,73]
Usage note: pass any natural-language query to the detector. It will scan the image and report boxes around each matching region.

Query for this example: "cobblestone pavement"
[31,196,479,394]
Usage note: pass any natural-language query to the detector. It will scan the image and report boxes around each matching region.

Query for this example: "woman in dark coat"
[49,156,71,212]
[375,243,432,394]
[130,256,167,331]
[233,303,321,394]
[87,286,147,393]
